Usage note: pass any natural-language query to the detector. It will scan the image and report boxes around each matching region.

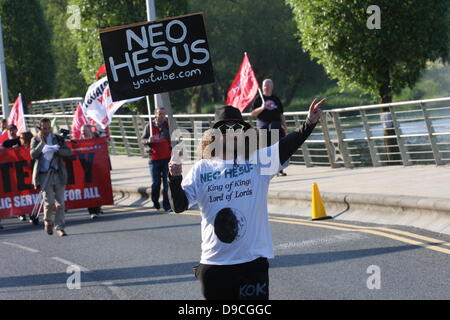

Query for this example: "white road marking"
[51,257,90,272]
[2,242,40,253]
[101,282,128,300]
[274,232,365,251]
[51,257,128,299]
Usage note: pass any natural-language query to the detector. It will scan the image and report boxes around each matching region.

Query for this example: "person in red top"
[141,108,171,211]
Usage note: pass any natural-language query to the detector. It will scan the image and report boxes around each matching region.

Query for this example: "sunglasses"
[217,122,247,134]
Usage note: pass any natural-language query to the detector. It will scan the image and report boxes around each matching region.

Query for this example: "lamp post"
[0,17,9,119]
[145,0,177,134]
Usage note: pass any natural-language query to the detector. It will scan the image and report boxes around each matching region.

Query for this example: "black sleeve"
[276,96,284,114]
[162,122,171,141]
[168,174,189,213]
[279,118,317,164]
[252,96,262,110]
[140,124,151,146]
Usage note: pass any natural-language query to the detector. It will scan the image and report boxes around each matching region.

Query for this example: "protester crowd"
[0,118,109,233]
[0,78,290,235]
[0,105,177,233]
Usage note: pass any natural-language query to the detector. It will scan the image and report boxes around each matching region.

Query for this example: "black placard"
[100,13,214,101]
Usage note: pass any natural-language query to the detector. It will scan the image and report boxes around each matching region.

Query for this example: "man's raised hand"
[307,98,326,124]
[169,150,183,176]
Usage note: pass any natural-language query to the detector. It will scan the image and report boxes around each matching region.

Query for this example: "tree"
[287,0,450,103]
[69,0,187,113]
[39,0,87,98]
[0,0,55,105]
[188,0,327,112]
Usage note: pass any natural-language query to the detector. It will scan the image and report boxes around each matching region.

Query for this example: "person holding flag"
[2,125,33,223]
[0,94,27,146]
[226,54,289,176]
[1,124,20,148]
[251,79,288,176]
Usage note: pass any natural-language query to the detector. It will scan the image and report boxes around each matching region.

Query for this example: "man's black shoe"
[153,202,161,210]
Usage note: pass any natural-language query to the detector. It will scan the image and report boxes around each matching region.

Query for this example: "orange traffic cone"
[311,182,332,220]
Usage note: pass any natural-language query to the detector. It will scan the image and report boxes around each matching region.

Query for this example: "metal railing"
[18,96,450,167]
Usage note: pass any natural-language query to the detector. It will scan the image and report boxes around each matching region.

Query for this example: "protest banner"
[81,76,143,129]
[100,12,214,101]
[0,137,113,218]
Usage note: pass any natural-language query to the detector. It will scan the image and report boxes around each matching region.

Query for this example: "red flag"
[8,94,27,134]
[71,103,88,140]
[226,53,259,112]
[95,64,106,80]
[0,131,7,144]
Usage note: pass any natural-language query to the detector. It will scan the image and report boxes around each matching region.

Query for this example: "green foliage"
[69,0,145,85]
[288,84,376,111]
[287,0,450,103]
[68,0,187,114]
[394,61,450,101]
[0,0,55,104]
[39,0,87,98]
[187,0,327,112]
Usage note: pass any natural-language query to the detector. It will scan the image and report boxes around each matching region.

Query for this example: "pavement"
[110,155,450,235]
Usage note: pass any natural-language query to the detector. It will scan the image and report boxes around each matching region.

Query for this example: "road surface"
[0,206,449,300]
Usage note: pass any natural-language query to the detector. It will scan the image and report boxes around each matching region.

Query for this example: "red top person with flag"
[226,53,260,112]
[0,94,27,146]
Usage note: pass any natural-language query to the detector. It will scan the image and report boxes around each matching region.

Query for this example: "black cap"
[212,105,251,129]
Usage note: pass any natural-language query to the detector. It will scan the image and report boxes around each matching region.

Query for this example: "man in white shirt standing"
[30,118,72,236]
[168,98,325,300]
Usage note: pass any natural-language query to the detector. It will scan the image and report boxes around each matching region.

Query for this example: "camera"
[55,128,71,146]
[59,128,70,139]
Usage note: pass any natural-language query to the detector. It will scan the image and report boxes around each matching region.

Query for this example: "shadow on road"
[0,208,175,237]
[0,244,423,289]
[271,244,421,268]
[0,261,198,289]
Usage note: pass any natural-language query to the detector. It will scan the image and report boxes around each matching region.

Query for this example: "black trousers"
[195,257,269,300]
[257,120,286,147]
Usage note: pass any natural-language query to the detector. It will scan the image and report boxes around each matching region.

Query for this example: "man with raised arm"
[168,98,325,300]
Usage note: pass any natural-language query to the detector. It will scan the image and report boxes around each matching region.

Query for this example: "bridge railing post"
[360,109,381,167]
[331,111,354,168]
[389,106,412,166]
[320,112,340,168]
[421,102,444,165]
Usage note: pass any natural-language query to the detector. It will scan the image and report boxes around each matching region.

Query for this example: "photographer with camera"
[30,118,72,237]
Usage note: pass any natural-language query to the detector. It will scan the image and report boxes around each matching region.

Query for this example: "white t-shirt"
[181,142,288,265]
